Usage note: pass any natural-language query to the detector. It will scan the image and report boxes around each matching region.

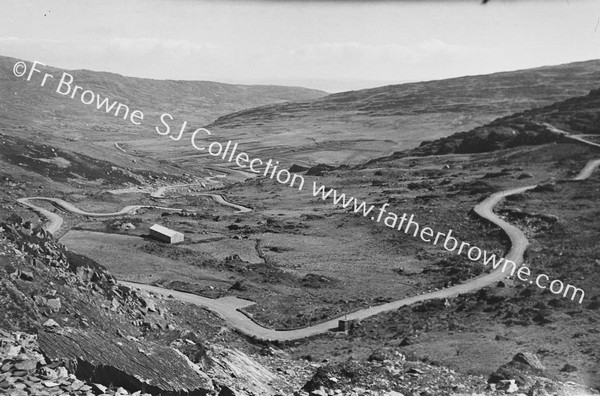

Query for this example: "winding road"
[18,127,600,341]
[17,188,252,235]
[17,197,191,235]
[150,184,252,213]
[120,184,541,341]
[575,159,600,181]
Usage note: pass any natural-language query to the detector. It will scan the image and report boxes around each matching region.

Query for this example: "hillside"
[2,56,600,178]
[204,59,600,166]
[2,214,598,396]
[0,55,326,127]
[0,215,313,395]
[0,55,326,173]
[406,87,600,156]
[2,55,600,395]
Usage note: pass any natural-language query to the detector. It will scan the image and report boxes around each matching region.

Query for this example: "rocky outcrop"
[205,345,282,396]
[1,330,154,396]
[0,215,297,396]
[300,350,600,396]
[300,352,486,396]
[288,164,309,173]
[487,353,598,395]
[488,352,545,386]
[38,327,214,396]
[305,164,336,177]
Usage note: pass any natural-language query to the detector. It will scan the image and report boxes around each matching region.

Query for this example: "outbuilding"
[149,224,184,244]
[338,318,357,332]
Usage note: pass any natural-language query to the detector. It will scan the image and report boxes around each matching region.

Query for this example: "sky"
[0,0,599,92]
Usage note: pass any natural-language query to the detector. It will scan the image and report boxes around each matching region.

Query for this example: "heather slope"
[408,88,600,156]
[204,59,600,166]
[0,55,326,127]
[0,55,326,172]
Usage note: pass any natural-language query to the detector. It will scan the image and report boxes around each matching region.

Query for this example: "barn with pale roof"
[149,224,184,244]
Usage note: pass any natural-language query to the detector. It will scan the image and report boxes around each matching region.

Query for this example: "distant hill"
[0,55,326,171]
[0,55,326,127]
[205,60,600,166]
[1,55,599,174]
[408,88,600,156]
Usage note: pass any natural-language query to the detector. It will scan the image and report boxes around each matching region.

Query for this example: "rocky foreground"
[1,330,150,396]
[0,216,598,396]
[2,328,598,396]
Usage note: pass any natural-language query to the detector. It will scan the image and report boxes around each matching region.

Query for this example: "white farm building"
[149,224,184,244]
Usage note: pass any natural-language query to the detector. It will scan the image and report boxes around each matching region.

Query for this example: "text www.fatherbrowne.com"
[311,183,585,304]
[13,59,586,304]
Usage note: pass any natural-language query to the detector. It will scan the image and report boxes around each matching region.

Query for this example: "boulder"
[19,270,34,281]
[120,223,136,230]
[39,327,213,396]
[367,349,392,363]
[46,298,61,312]
[310,388,328,396]
[305,164,336,177]
[43,319,60,328]
[499,379,519,393]
[288,164,309,173]
[560,364,577,373]
[512,352,545,371]
[489,352,545,386]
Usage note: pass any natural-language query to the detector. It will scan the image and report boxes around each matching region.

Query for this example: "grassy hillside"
[407,88,600,156]
[204,60,600,166]
[0,55,326,173]
[3,56,600,179]
[0,55,326,127]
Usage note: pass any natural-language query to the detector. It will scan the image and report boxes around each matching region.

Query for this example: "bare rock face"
[205,345,282,396]
[38,327,214,396]
[488,352,545,387]
[512,352,545,372]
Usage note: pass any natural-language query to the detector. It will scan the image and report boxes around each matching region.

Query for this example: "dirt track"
[18,128,600,341]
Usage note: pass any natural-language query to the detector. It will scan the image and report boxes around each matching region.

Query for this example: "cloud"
[0,34,496,86]
[0,37,64,45]
[268,39,488,80]
[289,39,468,62]
[0,36,226,80]
[106,37,221,57]
[0,36,220,57]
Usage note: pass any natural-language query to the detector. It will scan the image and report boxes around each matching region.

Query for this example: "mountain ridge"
[404,87,600,157]
[204,59,600,166]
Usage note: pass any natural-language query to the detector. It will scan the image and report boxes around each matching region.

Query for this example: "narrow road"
[17,198,64,235]
[122,184,538,341]
[18,128,599,341]
[204,193,252,213]
[17,197,187,234]
[543,122,600,149]
[574,159,600,180]
[17,192,252,233]
[151,184,252,213]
